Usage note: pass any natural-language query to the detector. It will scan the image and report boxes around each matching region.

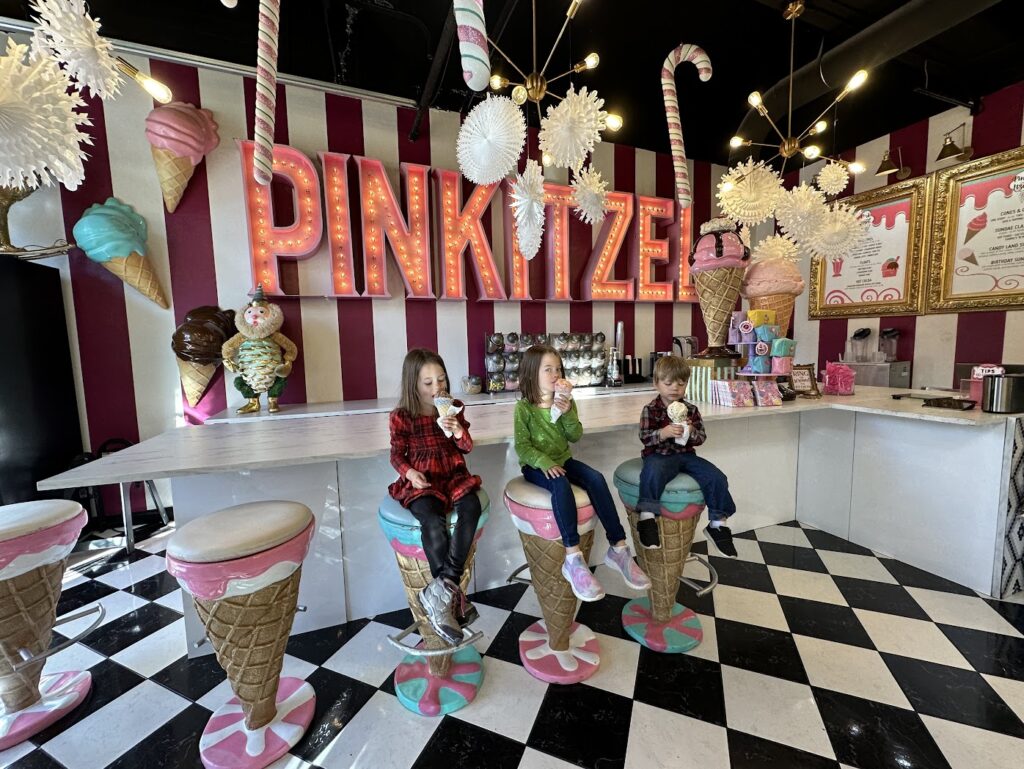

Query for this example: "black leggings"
[408,493,482,584]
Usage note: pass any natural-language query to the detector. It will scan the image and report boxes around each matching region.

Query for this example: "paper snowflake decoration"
[539,85,607,172]
[457,95,526,185]
[571,166,607,225]
[30,0,121,100]
[816,162,850,197]
[510,160,545,259]
[0,39,92,190]
[716,158,783,227]
[775,183,828,245]
[805,203,868,260]
[751,234,799,264]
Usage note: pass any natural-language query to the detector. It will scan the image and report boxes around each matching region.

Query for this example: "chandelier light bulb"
[803,145,821,160]
[813,120,828,135]
[542,152,553,167]
[605,113,623,132]
[846,69,868,92]
[511,85,528,105]
[142,77,173,104]
[729,135,745,148]
[848,161,866,174]
[720,181,735,193]
[221,0,238,7]
[584,52,600,70]
[747,91,763,108]
[490,74,509,90]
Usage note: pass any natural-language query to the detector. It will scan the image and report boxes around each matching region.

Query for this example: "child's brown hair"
[519,344,561,405]
[397,348,450,415]
[654,355,691,384]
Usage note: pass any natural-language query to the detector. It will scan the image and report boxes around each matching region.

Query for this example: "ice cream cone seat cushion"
[612,459,705,653]
[0,500,90,750]
[503,478,601,684]
[377,492,488,716]
[165,501,316,769]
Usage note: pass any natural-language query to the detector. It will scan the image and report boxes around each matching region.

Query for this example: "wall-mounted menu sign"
[810,176,929,318]
[928,145,1024,312]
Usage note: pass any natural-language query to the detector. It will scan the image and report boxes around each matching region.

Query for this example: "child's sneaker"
[604,545,652,590]
[704,524,737,557]
[637,514,661,549]
[561,552,606,602]
[417,578,463,645]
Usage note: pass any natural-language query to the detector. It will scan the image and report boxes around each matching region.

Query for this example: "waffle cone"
[151,146,197,214]
[627,511,697,622]
[102,252,169,309]
[518,530,593,652]
[192,569,301,730]
[0,561,65,713]
[176,359,217,407]
[694,268,744,347]
[749,294,797,338]
[395,548,476,678]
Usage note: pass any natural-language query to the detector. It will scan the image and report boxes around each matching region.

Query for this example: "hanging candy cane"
[454,0,490,91]
[253,0,281,185]
[662,43,712,209]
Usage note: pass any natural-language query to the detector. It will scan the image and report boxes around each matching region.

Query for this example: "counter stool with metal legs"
[613,458,718,653]
[377,490,488,717]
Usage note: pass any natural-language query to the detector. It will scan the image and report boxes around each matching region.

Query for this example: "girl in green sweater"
[515,345,650,601]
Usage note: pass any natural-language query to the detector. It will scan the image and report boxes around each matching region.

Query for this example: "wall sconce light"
[875,147,910,180]
[935,122,973,163]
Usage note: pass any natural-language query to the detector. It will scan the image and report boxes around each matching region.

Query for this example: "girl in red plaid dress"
[389,349,483,645]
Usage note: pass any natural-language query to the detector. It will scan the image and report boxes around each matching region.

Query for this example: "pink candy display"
[823,362,856,395]
[661,43,712,208]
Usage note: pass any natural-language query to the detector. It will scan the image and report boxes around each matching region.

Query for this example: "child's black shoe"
[637,516,661,549]
[704,524,737,557]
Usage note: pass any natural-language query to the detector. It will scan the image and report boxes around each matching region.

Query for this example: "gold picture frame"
[790,364,821,397]
[926,145,1024,312]
[809,176,930,318]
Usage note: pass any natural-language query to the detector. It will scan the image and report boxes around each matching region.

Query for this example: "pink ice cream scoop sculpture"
[145,102,220,213]
[741,258,805,338]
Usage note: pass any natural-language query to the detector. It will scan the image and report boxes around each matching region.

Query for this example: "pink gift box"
[823,362,856,395]
[771,356,793,374]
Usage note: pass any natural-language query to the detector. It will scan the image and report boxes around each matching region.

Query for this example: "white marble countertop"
[38,386,1015,490]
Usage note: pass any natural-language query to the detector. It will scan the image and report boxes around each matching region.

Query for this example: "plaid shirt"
[639,397,707,457]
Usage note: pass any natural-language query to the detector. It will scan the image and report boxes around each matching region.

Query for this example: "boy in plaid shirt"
[637,356,737,556]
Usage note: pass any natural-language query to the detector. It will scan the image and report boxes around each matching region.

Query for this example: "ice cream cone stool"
[377,490,488,717]
[0,500,104,751]
[613,459,720,653]
[165,502,317,769]
[503,478,601,684]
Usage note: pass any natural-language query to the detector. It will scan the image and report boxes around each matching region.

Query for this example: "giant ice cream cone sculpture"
[690,218,750,358]
[0,501,93,750]
[171,306,236,407]
[73,198,168,308]
[741,244,805,339]
[166,502,316,768]
[145,102,220,213]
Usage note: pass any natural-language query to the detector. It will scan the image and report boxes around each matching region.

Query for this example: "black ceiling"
[2,0,1021,164]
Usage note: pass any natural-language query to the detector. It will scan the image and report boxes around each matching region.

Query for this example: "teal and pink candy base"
[621,599,703,653]
[393,643,484,716]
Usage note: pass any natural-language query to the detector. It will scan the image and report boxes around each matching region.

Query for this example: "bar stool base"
[621,598,703,653]
[519,620,600,684]
[198,677,315,769]
[394,643,484,717]
[0,670,91,750]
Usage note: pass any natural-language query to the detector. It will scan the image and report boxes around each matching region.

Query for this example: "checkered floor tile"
[3,521,1024,769]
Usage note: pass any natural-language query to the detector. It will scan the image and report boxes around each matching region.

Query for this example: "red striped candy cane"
[253,0,281,185]
[662,43,712,209]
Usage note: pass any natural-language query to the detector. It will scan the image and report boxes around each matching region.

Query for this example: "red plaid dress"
[388,402,482,509]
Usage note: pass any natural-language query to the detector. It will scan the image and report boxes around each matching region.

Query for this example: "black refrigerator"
[0,255,83,504]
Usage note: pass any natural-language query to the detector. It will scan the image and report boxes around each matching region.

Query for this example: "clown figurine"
[221,285,298,414]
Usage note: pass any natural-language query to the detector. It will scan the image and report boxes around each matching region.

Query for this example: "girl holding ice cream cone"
[389,349,482,645]
[515,345,651,601]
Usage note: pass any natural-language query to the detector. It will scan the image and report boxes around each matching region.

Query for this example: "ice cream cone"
[433,393,454,419]
[395,548,475,678]
[192,569,301,730]
[627,511,697,622]
[694,268,744,350]
[151,147,196,214]
[101,252,168,309]
[749,294,796,338]
[518,529,593,651]
[0,561,64,713]
[964,229,981,244]
[176,359,216,407]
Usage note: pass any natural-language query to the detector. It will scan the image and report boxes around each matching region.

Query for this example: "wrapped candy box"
[753,381,782,407]
[755,324,780,343]
[712,380,755,407]
[747,309,777,328]
[750,355,772,373]
[772,338,797,357]
[728,311,747,344]
[771,356,793,375]
[823,361,856,395]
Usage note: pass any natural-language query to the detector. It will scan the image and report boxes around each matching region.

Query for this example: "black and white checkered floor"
[3,520,1024,769]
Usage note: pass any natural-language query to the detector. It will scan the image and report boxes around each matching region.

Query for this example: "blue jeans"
[638,453,736,522]
[522,458,627,548]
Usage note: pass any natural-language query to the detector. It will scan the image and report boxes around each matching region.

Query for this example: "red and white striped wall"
[8,44,1024,465]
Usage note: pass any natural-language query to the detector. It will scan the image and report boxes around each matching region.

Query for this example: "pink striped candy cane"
[662,43,712,209]
[253,0,281,185]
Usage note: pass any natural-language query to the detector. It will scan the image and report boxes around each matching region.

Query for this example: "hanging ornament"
[750,234,799,264]
[0,38,92,190]
[539,85,607,172]
[510,160,545,260]
[816,162,850,197]
[716,158,784,227]
[571,166,607,225]
[456,95,526,185]
[774,183,828,245]
[805,203,869,260]
[252,0,281,186]
[28,0,121,100]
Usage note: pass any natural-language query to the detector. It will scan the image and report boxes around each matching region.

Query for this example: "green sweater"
[513,399,583,470]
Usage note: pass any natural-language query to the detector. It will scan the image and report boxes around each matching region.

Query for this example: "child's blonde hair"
[654,355,691,383]
[397,348,450,415]
[519,344,561,405]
